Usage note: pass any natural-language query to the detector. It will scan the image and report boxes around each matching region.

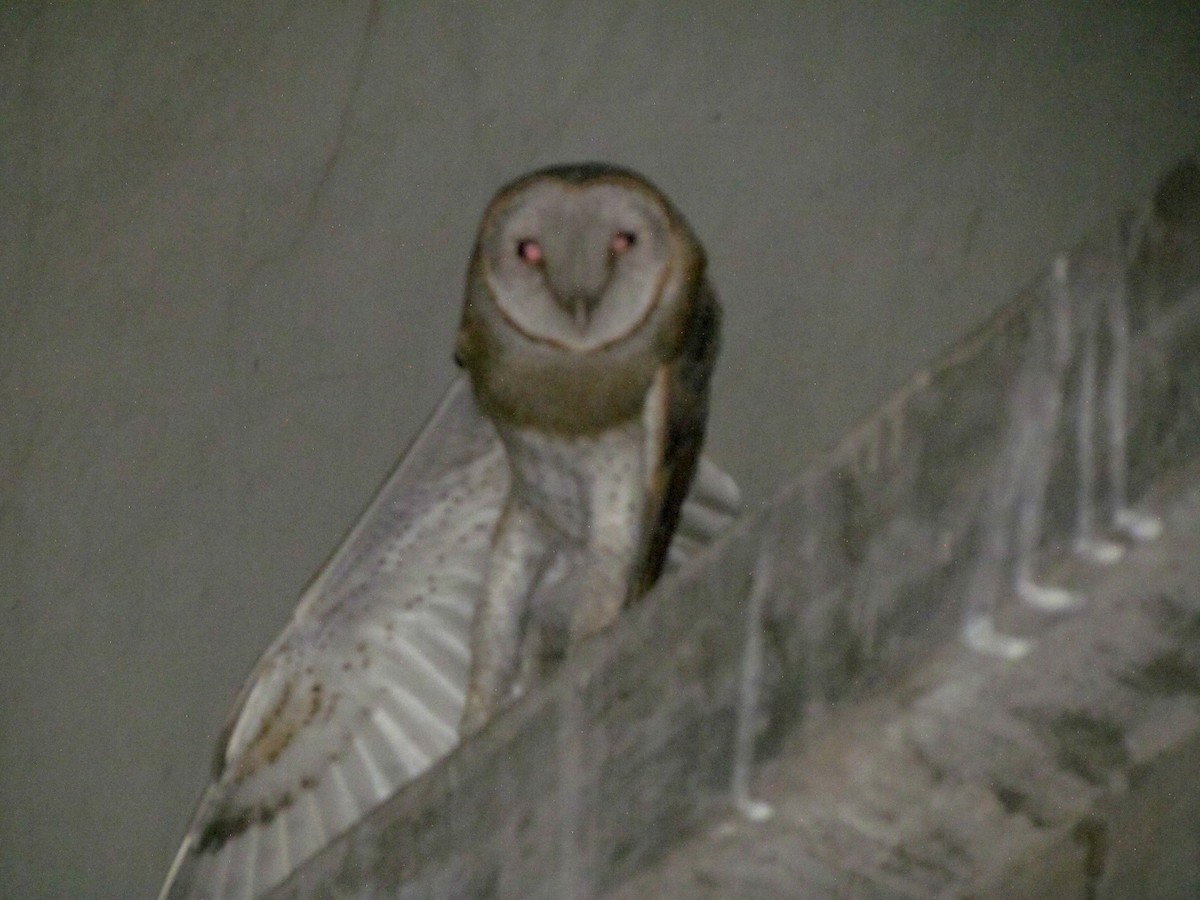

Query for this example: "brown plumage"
[455,163,721,734]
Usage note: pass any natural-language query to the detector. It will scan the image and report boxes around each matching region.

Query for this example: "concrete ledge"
[613,466,1200,898]
[271,154,1200,898]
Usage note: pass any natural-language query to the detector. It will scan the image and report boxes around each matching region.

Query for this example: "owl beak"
[573,296,591,330]
[547,242,607,331]
[562,293,600,331]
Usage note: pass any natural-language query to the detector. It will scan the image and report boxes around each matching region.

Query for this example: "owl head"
[456,163,710,432]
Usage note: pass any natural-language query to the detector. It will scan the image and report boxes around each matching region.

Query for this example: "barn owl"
[454,163,721,734]
[159,167,734,900]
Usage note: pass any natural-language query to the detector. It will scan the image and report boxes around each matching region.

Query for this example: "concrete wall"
[1,2,1197,896]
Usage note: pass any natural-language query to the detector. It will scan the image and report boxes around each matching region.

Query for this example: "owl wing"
[636,278,723,597]
[160,375,740,900]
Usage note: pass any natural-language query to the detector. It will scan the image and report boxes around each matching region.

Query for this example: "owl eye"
[516,238,543,264]
[610,230,637,254]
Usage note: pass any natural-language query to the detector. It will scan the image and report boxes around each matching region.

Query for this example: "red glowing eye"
[516,239,542,264]
[611,230,637,253]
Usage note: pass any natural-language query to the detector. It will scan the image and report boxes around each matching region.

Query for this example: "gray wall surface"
[1,2,1197,896]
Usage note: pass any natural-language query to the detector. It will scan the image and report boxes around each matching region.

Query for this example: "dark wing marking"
[636,278,722,597]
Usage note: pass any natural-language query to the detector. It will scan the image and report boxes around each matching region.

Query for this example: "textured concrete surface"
[2,3,1199,896]
[266,159,1200,897]
[610,468,1200,899]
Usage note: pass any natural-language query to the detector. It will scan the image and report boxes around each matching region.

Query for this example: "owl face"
[473,168,691,354]
[457,164,708,433]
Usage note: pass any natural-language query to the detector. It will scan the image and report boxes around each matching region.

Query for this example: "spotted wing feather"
[160,376,739,899]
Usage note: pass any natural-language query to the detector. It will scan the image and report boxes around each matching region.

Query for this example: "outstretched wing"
[160,376,741,900]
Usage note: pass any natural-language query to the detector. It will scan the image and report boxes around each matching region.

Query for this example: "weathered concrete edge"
[271,153,1200,898]
[606,484,1200,898]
